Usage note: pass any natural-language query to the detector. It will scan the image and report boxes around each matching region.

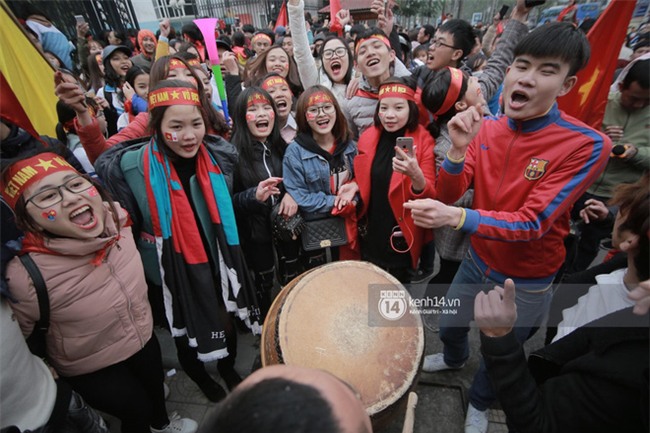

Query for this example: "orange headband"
[252,33,272,44]
[168,58,189,70]
[435,67,464,116]
[378,83,415,101]
[355,35,391,55]
[247,92,271,107]
[2,153,76,209]
[307,91,333,106]
[148,87,201,110]
[261,76,291,93]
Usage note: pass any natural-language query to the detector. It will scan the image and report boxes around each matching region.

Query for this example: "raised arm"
[287,0,322,89]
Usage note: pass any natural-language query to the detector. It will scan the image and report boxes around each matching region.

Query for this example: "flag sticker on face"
[524,158,549,181]
[164,132,179,142]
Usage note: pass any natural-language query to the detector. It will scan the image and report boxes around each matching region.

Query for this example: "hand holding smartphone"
[396,137,414,160]
[74,15,85,25]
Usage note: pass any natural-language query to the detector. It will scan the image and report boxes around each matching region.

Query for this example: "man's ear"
[451,48,463,63]
[454,100,468,112]
[389,49,396,63]
[558,75,578,97]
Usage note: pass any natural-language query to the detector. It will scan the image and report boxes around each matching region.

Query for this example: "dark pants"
[64,335,168,433]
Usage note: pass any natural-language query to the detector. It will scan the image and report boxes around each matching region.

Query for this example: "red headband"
[355,35,391,55]
[187,58,201,67]
[247,92,272,107]
[435,67,464,116]
[307,91,333,106]
[168,58,189,70]
[148,87,201,110]
[2,153,77,209]
[378,83,415,101]
[261,76,291,93]
[252,33,272,44]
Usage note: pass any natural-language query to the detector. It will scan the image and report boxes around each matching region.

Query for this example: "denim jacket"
[282,139,357,214]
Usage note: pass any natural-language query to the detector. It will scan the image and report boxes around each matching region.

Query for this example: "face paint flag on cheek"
[87,186,99,197]
[246,113,256,122]
[164,132,179,142]
[306,112,317,121]
[42,210,56,221]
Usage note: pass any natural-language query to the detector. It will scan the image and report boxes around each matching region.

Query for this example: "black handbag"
[271,203,305,242]
[301,213,348,251]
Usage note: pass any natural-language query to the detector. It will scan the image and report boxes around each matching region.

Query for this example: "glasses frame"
[306,104,336,116]
[322,47,348,60]
[25,175,95,209]
[431,39,459,50]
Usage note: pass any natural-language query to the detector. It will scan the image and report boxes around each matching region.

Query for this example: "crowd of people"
[1,0,649,432]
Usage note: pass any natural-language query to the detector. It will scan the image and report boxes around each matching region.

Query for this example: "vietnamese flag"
[558,0,635,130]
[275,0,288,31]
[329,0,343,36]
[0,2,57,137]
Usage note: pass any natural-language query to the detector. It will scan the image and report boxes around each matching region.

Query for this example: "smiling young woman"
[283,86,359,268]
[230,87,302,317]
[2,150,197,433]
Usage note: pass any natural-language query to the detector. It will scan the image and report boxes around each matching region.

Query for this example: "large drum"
[262,261,424,429]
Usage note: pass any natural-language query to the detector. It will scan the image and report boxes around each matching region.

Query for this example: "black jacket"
[482,307,649,433]
[233,140,284,244]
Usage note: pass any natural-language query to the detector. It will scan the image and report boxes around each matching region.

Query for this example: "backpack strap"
[18,254,49,332]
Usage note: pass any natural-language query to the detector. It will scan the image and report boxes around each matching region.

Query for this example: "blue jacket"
[282,139,357,214]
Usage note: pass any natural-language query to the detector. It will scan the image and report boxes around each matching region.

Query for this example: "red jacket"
[438,105,611,280]
[355,124,437,268]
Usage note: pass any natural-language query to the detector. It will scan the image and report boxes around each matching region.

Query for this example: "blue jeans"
[438,249,554,411]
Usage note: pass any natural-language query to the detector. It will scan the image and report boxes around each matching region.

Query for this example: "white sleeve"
[288,0,320,88]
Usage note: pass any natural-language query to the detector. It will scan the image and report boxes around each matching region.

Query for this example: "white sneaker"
[151,413,198,433]
[465,403,488,433]
[422,353,465,372]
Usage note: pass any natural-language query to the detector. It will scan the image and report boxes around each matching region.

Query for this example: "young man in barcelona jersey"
[404,22,611,433]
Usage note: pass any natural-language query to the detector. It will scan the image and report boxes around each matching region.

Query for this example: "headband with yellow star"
[148,87,201,110]
[1,153,76,208]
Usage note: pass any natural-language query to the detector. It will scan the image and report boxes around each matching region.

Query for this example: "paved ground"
[104,303,547,433]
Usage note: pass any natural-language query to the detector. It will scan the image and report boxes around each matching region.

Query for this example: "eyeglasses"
[307,104,336,116]
[322,47,347,60]
[431,39,458,50]
[25,175,95,209]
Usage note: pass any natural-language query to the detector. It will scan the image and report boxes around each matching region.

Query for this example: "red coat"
[355,124,437,268]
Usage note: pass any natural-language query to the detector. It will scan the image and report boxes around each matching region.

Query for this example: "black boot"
[217,326,242,391]
[174,336,226,402]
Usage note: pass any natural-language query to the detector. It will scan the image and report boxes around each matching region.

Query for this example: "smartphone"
[396,137,414,159]
[498,5,509,20]
[524,0,546,8]
[74,15,85,25]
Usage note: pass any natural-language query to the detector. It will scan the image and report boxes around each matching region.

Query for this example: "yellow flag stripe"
[0,1,58,136]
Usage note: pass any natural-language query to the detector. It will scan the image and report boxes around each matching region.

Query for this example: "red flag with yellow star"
[557,0,635,130]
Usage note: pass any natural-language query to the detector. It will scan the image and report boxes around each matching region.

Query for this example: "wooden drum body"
[262,261,424,429]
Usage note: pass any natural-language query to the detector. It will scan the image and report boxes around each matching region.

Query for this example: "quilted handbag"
[301,213,348,251]
[271,203,305,242]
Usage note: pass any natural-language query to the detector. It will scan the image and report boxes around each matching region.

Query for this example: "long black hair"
[231,87,284,184]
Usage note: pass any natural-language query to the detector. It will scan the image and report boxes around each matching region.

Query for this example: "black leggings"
[64,335,168,433]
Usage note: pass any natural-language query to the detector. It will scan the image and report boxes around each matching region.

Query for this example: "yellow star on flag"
[35,159,56,171]
[171,90,180,99]
[578,67,600,107]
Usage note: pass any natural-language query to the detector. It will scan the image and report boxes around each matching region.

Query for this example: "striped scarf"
[144,138,261,361]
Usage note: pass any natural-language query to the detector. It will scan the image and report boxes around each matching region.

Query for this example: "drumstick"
[402,392,418,433]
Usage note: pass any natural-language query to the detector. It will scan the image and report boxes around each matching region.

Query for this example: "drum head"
[264,261,424,418]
